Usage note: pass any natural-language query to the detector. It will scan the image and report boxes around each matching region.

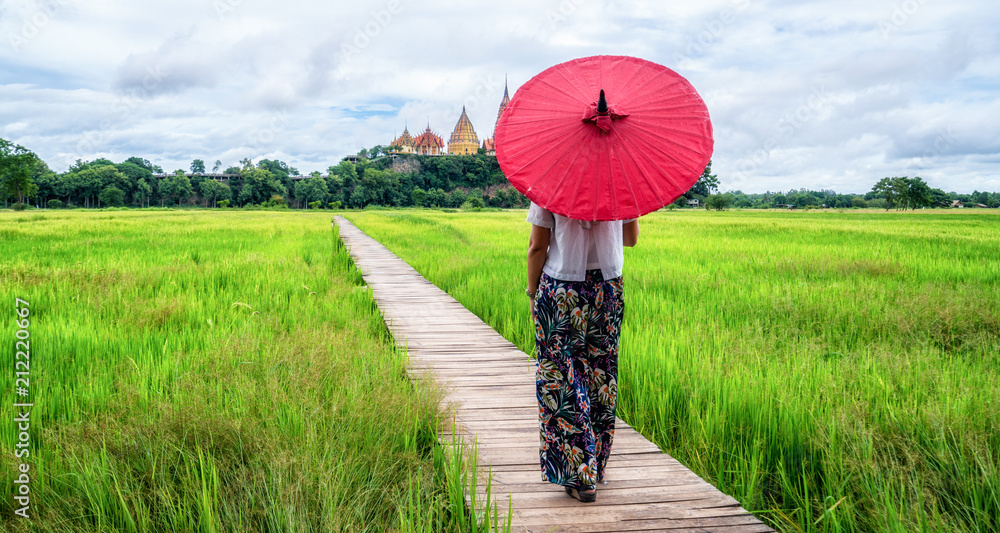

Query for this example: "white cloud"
[0,0,995,193]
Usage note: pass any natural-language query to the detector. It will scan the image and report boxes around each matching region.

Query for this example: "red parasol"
[495,55,714,221]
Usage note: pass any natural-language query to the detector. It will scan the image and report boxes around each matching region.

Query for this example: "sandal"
[565,484,597,503]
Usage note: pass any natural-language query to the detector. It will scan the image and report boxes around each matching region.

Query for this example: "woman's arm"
[527,224,551,296]
[623,219,639,247]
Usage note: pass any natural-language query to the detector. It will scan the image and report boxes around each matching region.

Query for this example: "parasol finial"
[597,89,608,114]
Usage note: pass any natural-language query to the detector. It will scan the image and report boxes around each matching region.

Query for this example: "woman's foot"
[565,484,597,503]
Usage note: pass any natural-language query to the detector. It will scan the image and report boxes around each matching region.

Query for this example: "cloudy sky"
[1,0,997,193]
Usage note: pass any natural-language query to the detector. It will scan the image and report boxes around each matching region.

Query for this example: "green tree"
[135,179,152,208]
[115,161,152,203]
[190,159,206,174]
[359,168,401,206]
[350,185,369,208]
[411,187,427,207]
[218,183,232,204]
[928,188,949,208]
[335,161,358,191]
[871,176,931,211]
[687,160,719,198]
[69,165,129,208]
[32,162,58,206]
[426,188,446,207]
[123,156,149,169]
[790,192,821,208]
[98,186,125,207]
[871,177,904,210]
[705,193,732,211]
[448,189,469,208]
[238,183,254,206]
[160,173,194,206]
[257,159,298,195]
[905,177,931,210]
[238,167,286,206]
[0,138,41,205]
[212,159,222,173]
[294,177,329,207]
[462,195,486,209]
[199,179,221,207]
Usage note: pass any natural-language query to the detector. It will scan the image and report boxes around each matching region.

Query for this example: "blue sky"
[1,0,997,193]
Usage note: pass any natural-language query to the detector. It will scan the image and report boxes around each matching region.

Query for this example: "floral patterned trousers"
[533,269,624,487]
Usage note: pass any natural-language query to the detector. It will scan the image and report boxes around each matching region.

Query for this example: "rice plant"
[0,209,508,532]
[346,208,1000,533]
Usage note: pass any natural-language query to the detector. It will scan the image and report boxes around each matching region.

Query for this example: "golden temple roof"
[449,106,479,145]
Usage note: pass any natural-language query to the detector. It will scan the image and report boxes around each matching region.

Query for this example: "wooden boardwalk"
[335,216,772,533]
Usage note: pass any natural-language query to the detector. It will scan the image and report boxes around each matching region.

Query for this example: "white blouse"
[526,202,635,282]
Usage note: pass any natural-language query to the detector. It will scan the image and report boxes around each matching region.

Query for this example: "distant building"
[392,78,511,156]
[687,198,700,207]
[448,106,479,155]
[412,125,445,156]
[952,200,964,208]
[481,137,496,155]
[390,127,415,154]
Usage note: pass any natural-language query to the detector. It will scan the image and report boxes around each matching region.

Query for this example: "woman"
[526,201,639,503]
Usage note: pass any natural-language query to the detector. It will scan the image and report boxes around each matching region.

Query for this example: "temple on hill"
[391,126,415,154]
[390,79,511,156]
[411,125,444,155]
[448,107,479,155]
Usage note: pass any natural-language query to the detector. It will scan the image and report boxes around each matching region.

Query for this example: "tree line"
[2,137,997,211]
[0,140,530,210]
[685,173,999,211]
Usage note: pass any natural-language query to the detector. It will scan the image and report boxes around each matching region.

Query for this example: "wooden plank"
[335,217,773,533]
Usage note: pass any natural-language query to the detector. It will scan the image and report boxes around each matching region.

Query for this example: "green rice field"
[345,208,1000,532]
[0,210,509,532]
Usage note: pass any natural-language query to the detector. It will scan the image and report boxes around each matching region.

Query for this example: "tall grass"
[1,210,508,532]
[345,208,1000,532]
